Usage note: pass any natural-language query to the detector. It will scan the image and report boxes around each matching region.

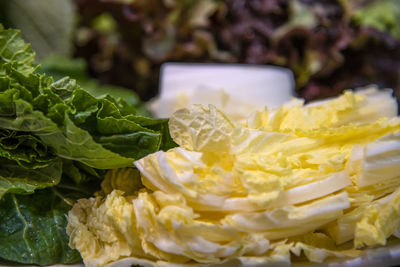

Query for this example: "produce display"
[1,1,400,265]
[0,26,175,265]
[68,88,400,266]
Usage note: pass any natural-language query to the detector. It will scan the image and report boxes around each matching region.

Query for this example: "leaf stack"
[0,26,174,265]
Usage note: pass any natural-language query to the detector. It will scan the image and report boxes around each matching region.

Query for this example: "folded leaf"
[0,158,62,199]
[0,129,56,168]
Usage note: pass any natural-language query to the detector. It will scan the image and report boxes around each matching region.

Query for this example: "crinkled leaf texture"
[67,89,400,267]
[0,27,175,265]
[39,55,151,117]
[0,128,56,168]
[0,27,174,169]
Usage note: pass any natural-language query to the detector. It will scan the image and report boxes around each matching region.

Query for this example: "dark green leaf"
[95,131,161,159]
[0,188,84,265]
[0,129,56,168]
[0,158,62,201]
[62,159,104,185]
[0,26,176,266]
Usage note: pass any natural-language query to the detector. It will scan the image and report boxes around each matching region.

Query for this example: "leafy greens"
[39,55,152,117]
[0,188,82,265]
[0,25,175,265]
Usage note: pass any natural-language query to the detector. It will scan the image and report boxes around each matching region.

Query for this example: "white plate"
[102,239,400,267]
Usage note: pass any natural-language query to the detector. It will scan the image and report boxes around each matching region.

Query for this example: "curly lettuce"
[0,25,175,265]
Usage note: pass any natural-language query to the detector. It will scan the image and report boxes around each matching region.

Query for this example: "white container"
[149,63,295,120]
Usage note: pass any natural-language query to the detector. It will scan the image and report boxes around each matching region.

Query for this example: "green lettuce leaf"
[0,27,175,169]
[0,186,87,265]
[62,159,104,185]
[0,158,62,199]
[0,26,176,265]
[0,25,37,76]
[0,129,56,168]
[39,55,151,116]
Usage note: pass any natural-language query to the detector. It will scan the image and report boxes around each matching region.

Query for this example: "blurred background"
[0,0,399,104]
